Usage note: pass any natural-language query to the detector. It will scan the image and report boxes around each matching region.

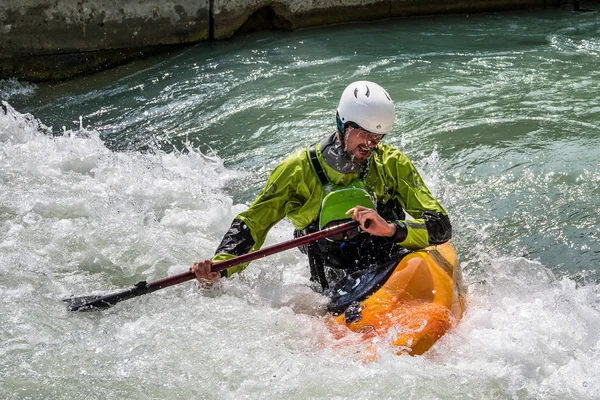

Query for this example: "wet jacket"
[212,139,451,277]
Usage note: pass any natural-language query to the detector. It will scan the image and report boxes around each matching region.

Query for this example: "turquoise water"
[2,7,600,399]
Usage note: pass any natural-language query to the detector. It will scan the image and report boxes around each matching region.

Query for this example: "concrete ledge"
[390,0,563,16]
[0,45,188,82]
[1,0,210,54]
[0,0,568,82]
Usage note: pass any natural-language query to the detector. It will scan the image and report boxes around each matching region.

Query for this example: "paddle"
[64,220,361,312]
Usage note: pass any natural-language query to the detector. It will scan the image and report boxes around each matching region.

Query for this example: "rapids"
[1,6,600,399]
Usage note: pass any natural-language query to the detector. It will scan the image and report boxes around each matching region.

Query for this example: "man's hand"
[345,206,396,237]
[190,260,221,284]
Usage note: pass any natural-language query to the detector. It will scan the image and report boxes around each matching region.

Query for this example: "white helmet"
[337,81,395,135]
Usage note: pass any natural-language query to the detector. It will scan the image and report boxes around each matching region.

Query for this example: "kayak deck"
[332,241,466,356]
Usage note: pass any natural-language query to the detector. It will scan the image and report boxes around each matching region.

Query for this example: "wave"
[1,101,599,399]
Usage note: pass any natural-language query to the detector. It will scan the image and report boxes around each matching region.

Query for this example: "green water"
[14,8,600,275]
[2,6,600,399]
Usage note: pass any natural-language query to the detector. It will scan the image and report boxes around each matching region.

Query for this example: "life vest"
[308,144,375,232]
[301,143,407,291]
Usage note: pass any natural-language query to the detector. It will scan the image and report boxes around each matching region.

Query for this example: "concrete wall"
[0,0,564,82]
[0,0,210,81]
[213,0,563,39]
[213,1,391,39]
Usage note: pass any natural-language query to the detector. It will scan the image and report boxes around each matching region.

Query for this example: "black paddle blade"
[63,295,119,312]
[63,281,152,312]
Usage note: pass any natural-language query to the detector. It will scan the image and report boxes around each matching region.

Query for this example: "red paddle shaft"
[65,220,364,311]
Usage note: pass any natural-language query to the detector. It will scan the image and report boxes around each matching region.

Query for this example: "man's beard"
[320,133,364,175]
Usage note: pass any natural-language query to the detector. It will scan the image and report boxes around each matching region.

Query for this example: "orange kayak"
[330,242,466,356]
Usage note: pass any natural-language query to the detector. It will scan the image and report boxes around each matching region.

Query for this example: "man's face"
[343,126,384,164]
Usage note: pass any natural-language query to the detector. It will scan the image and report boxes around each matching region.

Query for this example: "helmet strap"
[335,112,344,134]
[335,113,345,145]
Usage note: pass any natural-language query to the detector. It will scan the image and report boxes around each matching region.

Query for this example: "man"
[191,81,451,292]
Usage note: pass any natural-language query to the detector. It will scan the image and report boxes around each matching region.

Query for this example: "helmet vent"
[365,85,370,98]
[354,88,359,98]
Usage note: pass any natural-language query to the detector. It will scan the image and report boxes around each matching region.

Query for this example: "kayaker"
[191,81,452,291]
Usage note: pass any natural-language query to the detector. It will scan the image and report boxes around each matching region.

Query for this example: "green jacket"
[214,142,450,277]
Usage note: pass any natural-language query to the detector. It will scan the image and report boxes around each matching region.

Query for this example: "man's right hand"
[190,260,221,284]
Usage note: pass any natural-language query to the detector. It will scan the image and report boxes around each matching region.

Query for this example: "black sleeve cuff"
[391,221,408,243]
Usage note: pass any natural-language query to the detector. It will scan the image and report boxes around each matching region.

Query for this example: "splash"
[0,78,36,101]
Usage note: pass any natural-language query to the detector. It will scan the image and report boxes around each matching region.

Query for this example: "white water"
[2,89,600,399]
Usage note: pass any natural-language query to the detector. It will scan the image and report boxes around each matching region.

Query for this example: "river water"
[2,7,600,399]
